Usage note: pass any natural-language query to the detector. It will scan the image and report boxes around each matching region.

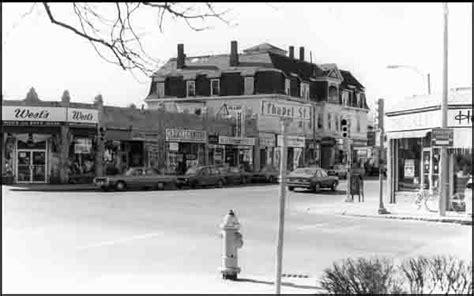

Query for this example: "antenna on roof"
[310,51,313,63]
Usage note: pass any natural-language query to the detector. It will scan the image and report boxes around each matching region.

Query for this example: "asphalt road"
[3,181,471,293]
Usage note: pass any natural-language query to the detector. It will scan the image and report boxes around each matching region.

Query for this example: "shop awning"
[386,129,430,139]
[453,128,472,149]
[106,129,131,141]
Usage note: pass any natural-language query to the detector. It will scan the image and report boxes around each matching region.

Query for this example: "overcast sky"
[2,3,472,110]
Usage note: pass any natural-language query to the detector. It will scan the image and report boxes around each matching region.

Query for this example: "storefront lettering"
[165,128,207,143]
[14,108,49,119]
[453,109,473,125]
[72,111,94,121]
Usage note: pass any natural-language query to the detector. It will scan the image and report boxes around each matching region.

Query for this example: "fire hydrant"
[219,209,243,280]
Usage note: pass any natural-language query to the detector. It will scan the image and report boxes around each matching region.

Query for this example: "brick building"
[145,41,370,172]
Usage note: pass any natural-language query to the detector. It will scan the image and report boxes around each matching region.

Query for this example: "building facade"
[2,89,236,184]
[145,41,370,172]
[385,87,472,209]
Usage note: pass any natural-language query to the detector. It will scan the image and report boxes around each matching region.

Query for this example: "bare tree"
[40,3,231,76]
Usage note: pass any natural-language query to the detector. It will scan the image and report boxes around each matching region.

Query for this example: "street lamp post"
[439,2,449,217]
[386,65,431,95]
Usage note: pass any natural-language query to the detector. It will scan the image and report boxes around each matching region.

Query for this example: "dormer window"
[186,81,196,97]
[211,79,220,96]
[300,82,310,100]
[285,79,290,95]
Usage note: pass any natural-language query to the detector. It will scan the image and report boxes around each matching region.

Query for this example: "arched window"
[328,86,338,103]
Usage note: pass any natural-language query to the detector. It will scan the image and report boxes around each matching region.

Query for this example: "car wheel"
[115,181,126,191]
[190,181,197,189]
[217,179,224,188]
[313,183,321,193]
[331,182,338,191]
[288,186,294,191]
[156,182,165,190]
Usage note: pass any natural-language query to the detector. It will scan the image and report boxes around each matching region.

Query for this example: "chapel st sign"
[261,100,311,121]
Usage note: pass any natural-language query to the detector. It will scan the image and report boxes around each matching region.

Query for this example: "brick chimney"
[299,46,305,61]
[289,46,294,59]
[177,43,185,69]
[230,40,239,67]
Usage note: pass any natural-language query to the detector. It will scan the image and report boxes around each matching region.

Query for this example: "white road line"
[76,232,164,251]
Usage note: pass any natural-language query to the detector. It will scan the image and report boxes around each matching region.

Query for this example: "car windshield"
[292,168,317,175]
[185,167,200,175]
[125,168,141,176]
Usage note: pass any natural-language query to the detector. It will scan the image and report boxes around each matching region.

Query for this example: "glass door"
[32,151,46,182]
[17,150,32,183]
[16,150,47,183]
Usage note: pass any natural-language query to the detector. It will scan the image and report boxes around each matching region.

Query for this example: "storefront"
[165,128,207,174]
[218,136,256,171]
[319,137,336,169]
[208,134,225,167]
[275,135,305,172]
[386,88,472,209]
[2,105,98,184]
[258,133,276,169]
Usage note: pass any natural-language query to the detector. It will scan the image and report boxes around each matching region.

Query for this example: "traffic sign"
[431,128,453,147]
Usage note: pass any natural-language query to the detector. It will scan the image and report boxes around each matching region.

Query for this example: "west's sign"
[261,100,311,121]
[68,108,98,124]
[2,106,99,124]
[2,106,66,122]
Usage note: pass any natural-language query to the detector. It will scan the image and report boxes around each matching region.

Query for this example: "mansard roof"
[152,43,363,86]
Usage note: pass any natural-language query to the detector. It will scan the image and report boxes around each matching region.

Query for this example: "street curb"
[8,187,97,192]
[340,212,473,226]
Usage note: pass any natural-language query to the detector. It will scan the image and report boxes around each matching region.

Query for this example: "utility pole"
[377,99,389,214]
[275,119,289,294]
[439,3,449,216]
[345,137,352,202]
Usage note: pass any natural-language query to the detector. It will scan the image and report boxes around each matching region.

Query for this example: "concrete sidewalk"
[301,191,472,226]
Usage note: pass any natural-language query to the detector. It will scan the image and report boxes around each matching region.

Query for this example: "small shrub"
[401,255,472,294]
[320,257,403,294]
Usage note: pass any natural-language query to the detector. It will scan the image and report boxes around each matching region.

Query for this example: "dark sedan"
[176,166,225,189]
[93,167,176,191]
[251,166,279,183]
[218,167,252,185]
[286,167,338,192]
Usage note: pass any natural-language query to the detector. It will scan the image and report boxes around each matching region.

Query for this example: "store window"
[211,79,220,96]
[69,137,95,177]
[186,81,196,97]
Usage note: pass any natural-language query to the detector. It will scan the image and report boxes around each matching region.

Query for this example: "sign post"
[275,118,291,294]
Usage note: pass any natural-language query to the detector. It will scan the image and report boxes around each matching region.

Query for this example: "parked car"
[93,167,176,191]
[218,167,252,185]
[251,166,279,183]
[465,177,472,216]
[286,167,338,192]
[176,166,225,189]
[326,164,347,179]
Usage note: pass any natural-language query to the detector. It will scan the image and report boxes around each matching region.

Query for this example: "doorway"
[16,150,47,183]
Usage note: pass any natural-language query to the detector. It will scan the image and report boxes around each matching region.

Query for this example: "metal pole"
[439,3,449,216]
[275,119,288,294]
[377,98,389,214]
[345,138,352,202]
[427,73,431,95]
